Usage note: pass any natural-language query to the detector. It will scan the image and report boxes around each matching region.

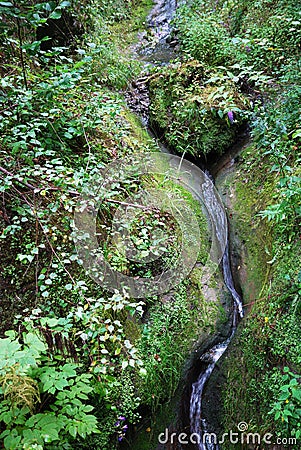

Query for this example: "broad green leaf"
[23,332,46,354]
[49,10,62,19]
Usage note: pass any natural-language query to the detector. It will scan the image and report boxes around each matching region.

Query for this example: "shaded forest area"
[0,0,301,449]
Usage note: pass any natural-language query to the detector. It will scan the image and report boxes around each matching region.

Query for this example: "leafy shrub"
[148,61,248,157]
[269,367,301,440]
[0,330,99,449]
[253,81,301,237]
[175,4,235,66]
[176,0,301,75]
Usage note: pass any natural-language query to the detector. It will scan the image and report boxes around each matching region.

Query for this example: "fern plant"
[0,365,40,413]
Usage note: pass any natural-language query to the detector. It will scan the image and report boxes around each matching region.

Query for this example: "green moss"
[148,61,247,157]
[127,399,178,450]
[224,145,273,302]
[220,143,301,445]
[124,316,142,344]
[109,0,154,50]
[121,107,158,150]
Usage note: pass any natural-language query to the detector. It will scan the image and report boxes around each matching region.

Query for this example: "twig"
[46,119,66,147]
[106,199,151,210]
[15,10,28,89]
[10,184,77,294]
[80,120,92,173]
[0,169,152,209]
[0,166,36,190]
[243,293,279,307]
[0,169,79,196]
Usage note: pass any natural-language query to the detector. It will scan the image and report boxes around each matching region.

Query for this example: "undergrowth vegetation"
[169,0,301,445]
[0,1,225,449]
[0,0,300,448]
[148,60,249,156]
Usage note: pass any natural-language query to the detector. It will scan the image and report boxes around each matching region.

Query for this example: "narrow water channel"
[126,1,245,448]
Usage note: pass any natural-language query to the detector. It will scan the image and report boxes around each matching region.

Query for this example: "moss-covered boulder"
[148,60,248,157]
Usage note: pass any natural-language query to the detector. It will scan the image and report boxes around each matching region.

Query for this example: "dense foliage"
[148,60,249,156]
[0,1,225,448]
[170,0,301,445]
[0,0,300,448]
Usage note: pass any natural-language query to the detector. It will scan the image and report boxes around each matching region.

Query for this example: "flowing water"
[128,1,245,448]
[189,339,231,450]
[137,0,178,63]
[189,202,243,450]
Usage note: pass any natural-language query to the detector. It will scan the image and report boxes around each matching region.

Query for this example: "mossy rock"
[148,60,248,158]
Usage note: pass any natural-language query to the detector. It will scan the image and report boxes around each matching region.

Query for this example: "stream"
[126,1,245,448]
[189,242,243,450]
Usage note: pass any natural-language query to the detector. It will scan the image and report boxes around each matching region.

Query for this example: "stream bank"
[121,0,300,448]
[122,2,252,449]
[198,139,270,443]
[0,0,300,449]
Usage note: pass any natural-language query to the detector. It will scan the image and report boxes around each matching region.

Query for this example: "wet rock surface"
[125,75,150,125]
[125,0,179,125]
[137,0,179,59]
[124,1,250,449]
